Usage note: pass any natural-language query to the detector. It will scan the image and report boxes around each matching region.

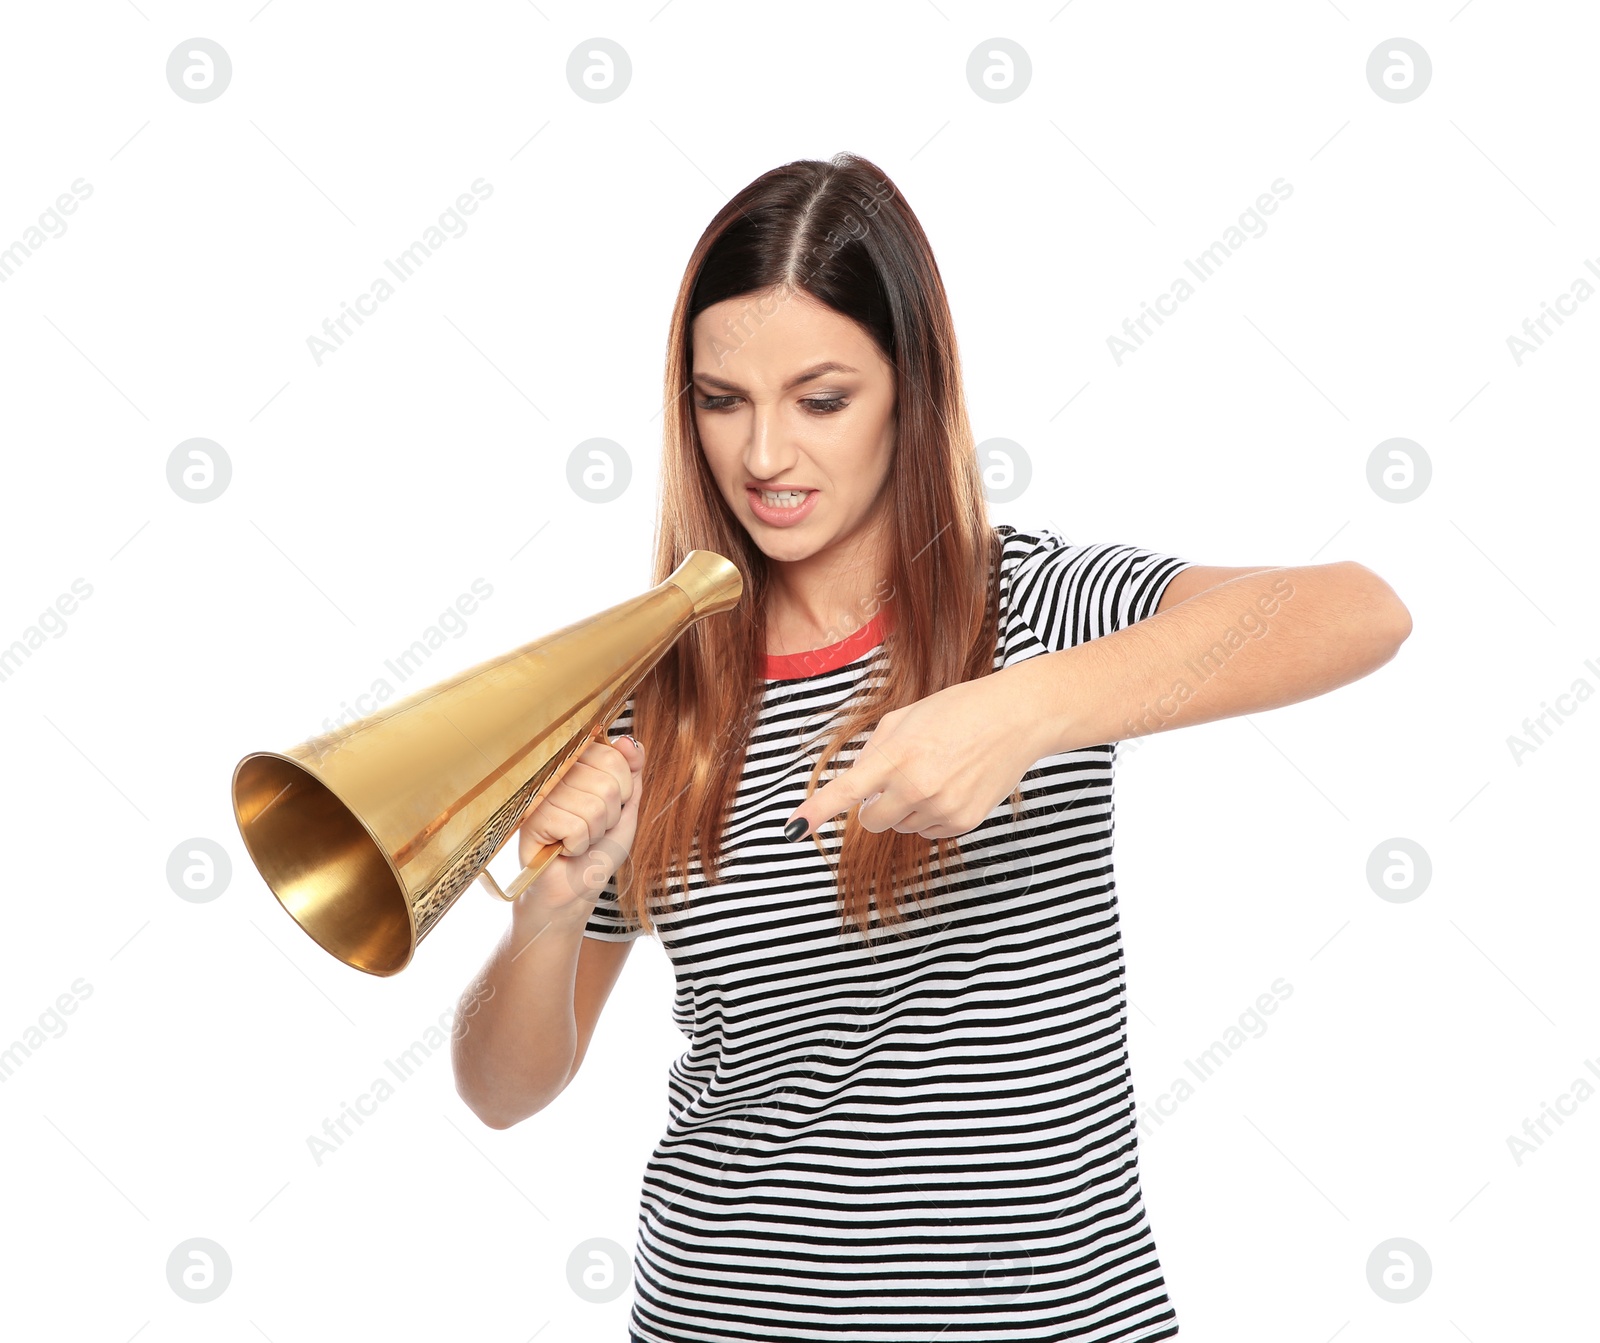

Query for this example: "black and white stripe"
[587,523,1193,1343]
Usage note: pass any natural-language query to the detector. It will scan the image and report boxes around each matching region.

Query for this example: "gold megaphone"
[230,550,742,976]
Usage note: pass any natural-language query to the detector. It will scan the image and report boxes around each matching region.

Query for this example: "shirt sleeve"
[582,697,647,942]
[1011,529,1194,653]
[582,871,646,942]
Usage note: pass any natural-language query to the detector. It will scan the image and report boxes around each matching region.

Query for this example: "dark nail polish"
[783,817,809,842]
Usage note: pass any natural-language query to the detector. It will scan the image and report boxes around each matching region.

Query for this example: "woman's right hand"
[513,734,645,924]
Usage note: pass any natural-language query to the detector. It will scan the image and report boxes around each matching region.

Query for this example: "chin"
[746,523,822,559]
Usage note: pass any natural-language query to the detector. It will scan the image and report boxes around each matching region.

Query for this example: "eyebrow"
[692,361,860,394]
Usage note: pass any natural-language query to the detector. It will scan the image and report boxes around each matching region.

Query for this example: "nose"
[742,401,798,483]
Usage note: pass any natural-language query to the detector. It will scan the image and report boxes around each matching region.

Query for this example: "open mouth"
[746,487,819,525]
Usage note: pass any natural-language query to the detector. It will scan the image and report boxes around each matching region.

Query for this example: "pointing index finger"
[781,762,887,843]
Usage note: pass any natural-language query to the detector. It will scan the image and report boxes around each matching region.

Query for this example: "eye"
[693,394,851,414]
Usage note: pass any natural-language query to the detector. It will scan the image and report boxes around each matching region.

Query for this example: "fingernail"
[625,734,642,749]
[783,816,809,842]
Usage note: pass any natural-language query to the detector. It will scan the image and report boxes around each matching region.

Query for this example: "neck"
[762,510,893,655]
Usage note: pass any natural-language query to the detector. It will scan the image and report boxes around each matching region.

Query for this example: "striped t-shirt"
[585,523,1194,1343]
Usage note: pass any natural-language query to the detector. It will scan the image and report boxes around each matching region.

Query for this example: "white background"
[1,3,1595,1340]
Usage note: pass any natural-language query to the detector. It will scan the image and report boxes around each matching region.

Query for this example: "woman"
[452,152,1412,1342]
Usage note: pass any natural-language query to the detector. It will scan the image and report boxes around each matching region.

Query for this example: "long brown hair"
[617,151,1023,946]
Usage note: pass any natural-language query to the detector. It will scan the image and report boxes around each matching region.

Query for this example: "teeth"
[758,490,809,507]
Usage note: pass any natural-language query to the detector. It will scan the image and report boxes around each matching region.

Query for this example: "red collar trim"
[762,605,893,681]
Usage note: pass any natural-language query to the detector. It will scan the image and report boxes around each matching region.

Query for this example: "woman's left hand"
[780,673,1049,842]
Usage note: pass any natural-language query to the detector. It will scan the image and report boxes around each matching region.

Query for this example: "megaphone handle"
[475,721,608,904]
[476,838,565,904]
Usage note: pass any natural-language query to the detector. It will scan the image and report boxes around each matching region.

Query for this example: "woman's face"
[689,286,896,565]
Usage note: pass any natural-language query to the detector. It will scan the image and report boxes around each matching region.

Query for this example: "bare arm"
[568,935,633,1082]
[451,735,645,1129]
[780,561,1412,844]
[1006,560,1412,758]
[452,910,634,1129]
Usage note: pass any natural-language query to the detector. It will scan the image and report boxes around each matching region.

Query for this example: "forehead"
[690,289,878,382]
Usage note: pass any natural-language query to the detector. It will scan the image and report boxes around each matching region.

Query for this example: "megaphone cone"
[230,549,742,975]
